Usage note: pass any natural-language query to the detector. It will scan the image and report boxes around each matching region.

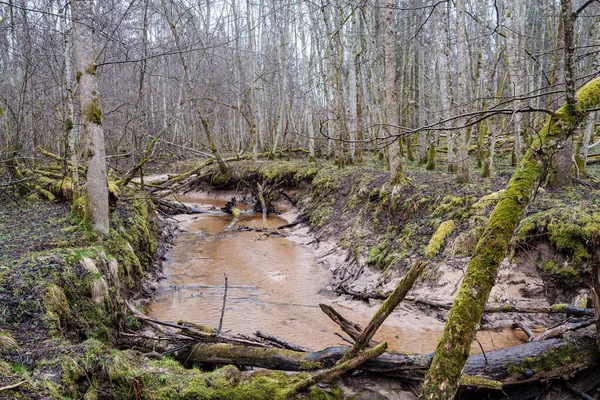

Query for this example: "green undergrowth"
[514,197,600,282]
[32,339,342,400]
[0,187,158,341]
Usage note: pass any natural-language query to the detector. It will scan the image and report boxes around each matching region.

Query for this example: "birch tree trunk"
[72,0,109,237]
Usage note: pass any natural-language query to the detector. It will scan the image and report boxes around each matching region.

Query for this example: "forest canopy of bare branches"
[1,0,599,178]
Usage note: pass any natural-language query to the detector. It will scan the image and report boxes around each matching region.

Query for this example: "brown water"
[146,195,532,353]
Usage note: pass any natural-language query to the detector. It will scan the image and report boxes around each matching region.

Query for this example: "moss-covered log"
[421,77,600,399]
[178,330,598,386]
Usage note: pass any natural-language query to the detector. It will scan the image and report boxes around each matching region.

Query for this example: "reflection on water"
[146,196,531,353]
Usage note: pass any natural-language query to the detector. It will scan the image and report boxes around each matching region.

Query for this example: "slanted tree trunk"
[420,77,600,399]
[72,0,109,237]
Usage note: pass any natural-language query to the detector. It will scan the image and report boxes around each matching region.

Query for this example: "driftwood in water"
[341,260,426,362]
[154,198,211,215]
[222,198,241,231]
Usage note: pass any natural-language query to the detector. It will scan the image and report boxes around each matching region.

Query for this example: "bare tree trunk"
[72,0,109,237]
[576,111,597,175]
[550,0,575,188]
[455,0,469,183]
[62,0,79,199]
[383,0,404,183]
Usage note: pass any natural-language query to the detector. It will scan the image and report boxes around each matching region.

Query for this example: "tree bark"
[455,0,470,183]
[420,77,600,399]
[383,0,404,183]
[72,0,109,237]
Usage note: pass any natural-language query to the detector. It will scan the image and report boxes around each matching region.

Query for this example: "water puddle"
[146,194,532,353]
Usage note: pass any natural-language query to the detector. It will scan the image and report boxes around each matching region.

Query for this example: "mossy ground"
[0,184,343,399]
[3,154,600,398]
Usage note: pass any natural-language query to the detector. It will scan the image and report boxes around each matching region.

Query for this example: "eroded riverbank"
[146,191,533,354]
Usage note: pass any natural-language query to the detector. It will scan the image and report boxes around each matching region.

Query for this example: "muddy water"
[146,195,532,353]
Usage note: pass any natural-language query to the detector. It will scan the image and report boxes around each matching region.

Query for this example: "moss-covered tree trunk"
[420,77,600,399]
[72,0,109,237]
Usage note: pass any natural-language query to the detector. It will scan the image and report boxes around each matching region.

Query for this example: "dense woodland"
[2,0,600,399]
[1,0,599,180]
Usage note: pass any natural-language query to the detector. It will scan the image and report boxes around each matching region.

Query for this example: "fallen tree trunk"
[178,330,598,386]
[339,287,596,317]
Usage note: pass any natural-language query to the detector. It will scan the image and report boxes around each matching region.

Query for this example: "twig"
[218,273,228,334]
[562,381,595,400]
[334,332,354,345]
[513,320,535,342]
[0,381,26,392]
[474,337,488,366]
[255,331,312,352]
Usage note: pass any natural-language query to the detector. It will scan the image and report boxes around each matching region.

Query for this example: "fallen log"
[178,330,599,386]
[126,301,599,389]
[339,288,596,317]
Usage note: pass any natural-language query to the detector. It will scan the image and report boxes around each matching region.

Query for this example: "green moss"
[431,195,465,217]
[515,206,599,278]
[85,64,97,75]
[0,360,12,375]
[471,190,504,215]
[424,220,456,259]
[309,197,334,228]
[83,98,103,126]
[549,303,568,313]
[44,284,69,334]
[366,234,398,271]
[507,345,574,376]
[426,145,436,171]
[459,375,502,390]
[0,330,18,351]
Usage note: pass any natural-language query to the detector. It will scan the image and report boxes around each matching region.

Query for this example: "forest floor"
[1,155,599,399]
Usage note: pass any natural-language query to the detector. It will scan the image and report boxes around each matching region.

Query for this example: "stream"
[145,192,532,353]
